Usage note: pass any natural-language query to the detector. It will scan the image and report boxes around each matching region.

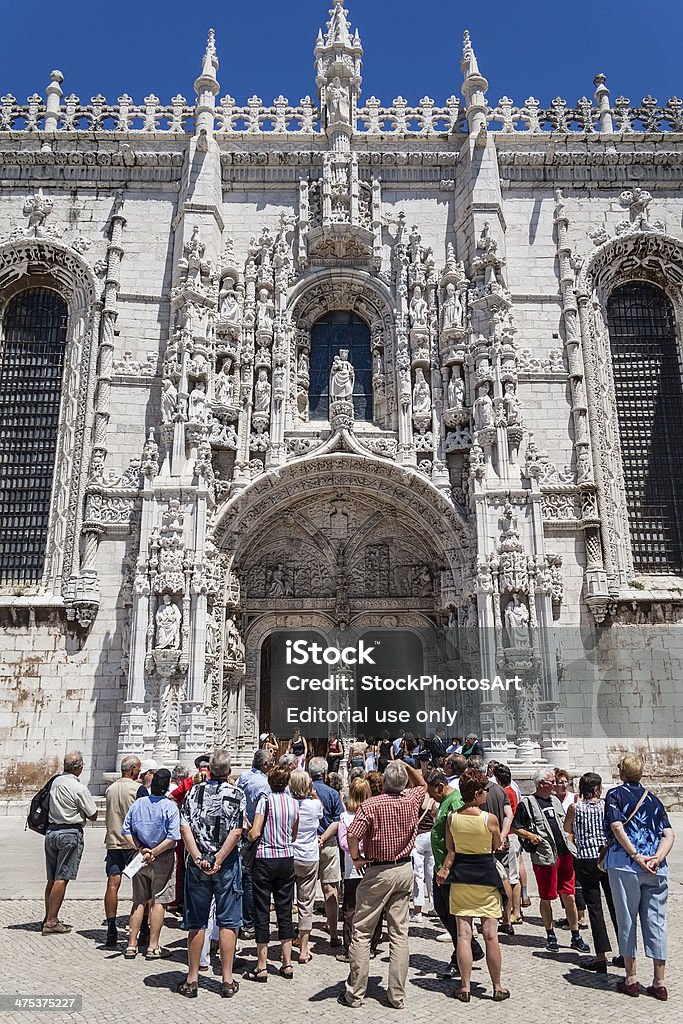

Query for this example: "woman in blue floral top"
[604,753,675,1001]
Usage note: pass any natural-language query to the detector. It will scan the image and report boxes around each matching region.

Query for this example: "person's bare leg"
[44,881,53,922]
[511,882,521,920]
[219,927,237,984]
[281,938,293,968]
[624,955,637,986]
[128,902,145,948]
[563,893,579,931]
[256,940,268,972]
[653,959,665,987]
[540,898,554,931]
[104,874,122,919]
[148,901,165,949]
[501,879,512,925]
[456,917,473,993]
[481,918,504,992]
[187,928,205,984]
[46,881,68,927]
[298,928,310,960]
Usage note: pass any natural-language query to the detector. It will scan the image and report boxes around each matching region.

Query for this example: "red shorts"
[533,853,575,901]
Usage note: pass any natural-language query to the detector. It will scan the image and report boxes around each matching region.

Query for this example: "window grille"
[606,284,683,573]
[309,311,372,421]
[0,288,68,584]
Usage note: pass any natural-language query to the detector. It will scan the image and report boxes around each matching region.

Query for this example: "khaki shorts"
[131,849,176,906]
[318,839,341,885]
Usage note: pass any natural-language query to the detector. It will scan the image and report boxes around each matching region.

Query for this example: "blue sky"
[0,0,681,111]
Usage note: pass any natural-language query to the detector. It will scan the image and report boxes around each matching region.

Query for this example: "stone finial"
[593,72,613,133]
[202,28,219,80]
[461,30,480,78]
[194,28,220,136]
[326,1,352,47]
[460,29,488,136]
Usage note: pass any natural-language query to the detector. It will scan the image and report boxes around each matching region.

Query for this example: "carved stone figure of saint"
[161,378,177,424]
[442,282,463,330]
[256,288,274,334]
[155,594,181,650]
[447,369,464,410]
[412,368,431,416]
[268,564,287,597]
[189,382,208,423]
[214,362,234,405]
[505,594,530,648]
[327,75,350,124]
[576,447,592,483]
[219,287,242,329]
[330,349,355,401]
[373,348,384,376]
[206,613,218,658]
[409,285,428,328]
[473,384,495,430]
[503,381,521,426]
[254,369,272,413]
[225,614,244,662]
[297,351,309,376]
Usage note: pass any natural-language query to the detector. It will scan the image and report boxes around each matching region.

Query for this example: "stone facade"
[1,3,682,794]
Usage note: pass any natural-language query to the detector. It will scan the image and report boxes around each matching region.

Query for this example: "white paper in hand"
[123,852,146,878]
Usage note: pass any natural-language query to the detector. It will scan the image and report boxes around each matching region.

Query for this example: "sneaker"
[437,963,460,980]
[409,913,423,924]
[42,922,71,935]
[546,932,560,952]
[571,935,591,953]
[436,931,453,943]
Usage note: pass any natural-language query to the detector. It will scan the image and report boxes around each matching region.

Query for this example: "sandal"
[221,980,240,998]
[176,980,198,998]
[279,964,294,979]
[451,990,471,1002]
[493,989,511,1001]
[243,967,268,983]
[124,947,138,959]
[298,954,313,965]
[145,946,169,960]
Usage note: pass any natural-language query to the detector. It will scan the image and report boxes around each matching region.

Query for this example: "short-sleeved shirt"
[181,779,245,857]
[312,779,344,834]
[504,785,519,816]
[292,797,323,861]
[105,777,140,849]
[604,782,671,874]
[482,781,510,831]
[255,792,299,858]
[348,786,427,863]
[513,794,568,857]
[430,789,463,869]
[48,773,98,825]
[122,795,181,848]
[236,768,272,823]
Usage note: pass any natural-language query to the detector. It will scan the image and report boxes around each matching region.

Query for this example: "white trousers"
[411,832,434,907]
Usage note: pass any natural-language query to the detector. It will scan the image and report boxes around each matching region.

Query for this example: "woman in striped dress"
[564,772,618,973]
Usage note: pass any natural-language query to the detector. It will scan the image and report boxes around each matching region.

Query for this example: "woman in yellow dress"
[435,767,510,1002]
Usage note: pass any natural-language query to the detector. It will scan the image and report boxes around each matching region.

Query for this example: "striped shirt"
[255,791,299,859]
[573,798,606,860]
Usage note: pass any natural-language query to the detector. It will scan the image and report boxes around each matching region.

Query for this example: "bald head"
[63,751,83,774]
[120,755,141,779]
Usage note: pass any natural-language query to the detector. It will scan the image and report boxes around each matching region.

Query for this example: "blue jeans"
[183,853,243,931]
[607,868,668,960]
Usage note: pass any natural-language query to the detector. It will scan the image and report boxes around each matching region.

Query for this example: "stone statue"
[268,564,287,597]
[189,382,209,423]
[412,368,431,415]
[442,282,463,330]
[254,369,272,413]
[225,614,244,662]
[505,595,530,648]
[447,369,464,410]
[155,594,181,650]
[214,362,234,405]
[297,351,309,375]
[373,349,383,376]
[473,384,495,430]
[409,285,428,328]
[256,288,274,334]
[327,75,350,123]
[161,378,177,424]
[219,287,241,329]
[205,613,218,658]
[330,349,355,401]
[503,381,521,426]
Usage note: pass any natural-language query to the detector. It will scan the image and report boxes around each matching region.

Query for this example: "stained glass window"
[309,311,372,422]
[0,288,68,583]
[606,283,683,573]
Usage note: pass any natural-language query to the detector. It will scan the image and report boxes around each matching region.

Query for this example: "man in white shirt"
[43,751,98,935]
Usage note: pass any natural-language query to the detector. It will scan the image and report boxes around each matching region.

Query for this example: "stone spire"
[460,30,489,136]
[315,1,363,139]
[193,28,220,137]
[325,0,352,46]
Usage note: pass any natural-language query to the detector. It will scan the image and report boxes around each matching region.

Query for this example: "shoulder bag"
[597,788,648,872]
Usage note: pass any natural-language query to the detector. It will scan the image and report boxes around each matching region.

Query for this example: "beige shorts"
[131,849,176,906]
[318,840,341,885]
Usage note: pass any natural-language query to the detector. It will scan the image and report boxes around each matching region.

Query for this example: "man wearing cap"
[122,768,181,958]
[136,760,159,799]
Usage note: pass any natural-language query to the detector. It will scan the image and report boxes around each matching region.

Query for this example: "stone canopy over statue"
[330,349,355,400]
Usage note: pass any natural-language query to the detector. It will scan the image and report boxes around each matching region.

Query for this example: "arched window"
[606,283,683,573]
[309,311,372,422]
[0,288,68,584]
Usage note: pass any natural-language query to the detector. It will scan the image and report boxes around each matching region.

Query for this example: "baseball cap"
[139,759,158,775]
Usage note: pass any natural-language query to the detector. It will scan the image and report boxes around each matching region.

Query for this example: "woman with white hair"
[289,769,322,965]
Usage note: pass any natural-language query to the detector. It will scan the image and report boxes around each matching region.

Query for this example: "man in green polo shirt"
[425,768,484,978]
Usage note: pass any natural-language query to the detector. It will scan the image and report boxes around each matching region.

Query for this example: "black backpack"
[26,775,59,834]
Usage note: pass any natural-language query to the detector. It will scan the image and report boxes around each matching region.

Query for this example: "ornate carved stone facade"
[1,2,682,787]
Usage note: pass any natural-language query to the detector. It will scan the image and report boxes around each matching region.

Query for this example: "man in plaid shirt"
[339,760,429,1009]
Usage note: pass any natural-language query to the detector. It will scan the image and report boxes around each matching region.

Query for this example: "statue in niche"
[268,564,287,597]
[297,351,309,376]
[254,370,272,413]
[330,349,355,401]
[373,348,384,376]
[225,614,244,662]
[155,594,181,650]
[576,447,592,483]
[214,361,234,405]
[447,369,464,410]
[473,384,495,430]
[503,381,521,426]
[412,368,431,416]
[206,613,218,659]
[409,285,428,328]
[219,287,242,329]
[189,382,209,423]
[505,594,530,648]
[161,378,177,424]
[441,282,463,330]
[256,288,274,334]
[327,76,350,123]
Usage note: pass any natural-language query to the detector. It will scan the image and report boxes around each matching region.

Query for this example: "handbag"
[597,789,649,873]
[240,798,269,872]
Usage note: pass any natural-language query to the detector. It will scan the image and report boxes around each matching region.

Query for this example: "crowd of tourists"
[38,736,675,1005]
